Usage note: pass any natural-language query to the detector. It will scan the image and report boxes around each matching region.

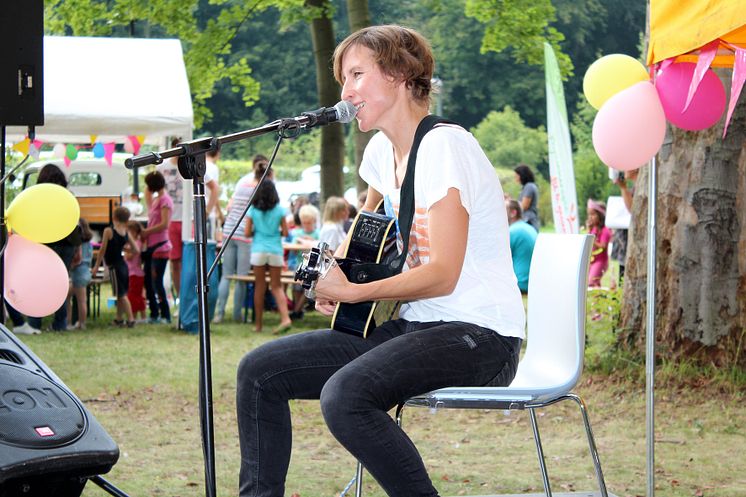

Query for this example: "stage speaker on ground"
[0,0,44,126]
[0,325,119,497]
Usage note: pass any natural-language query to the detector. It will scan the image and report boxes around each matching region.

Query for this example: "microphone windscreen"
[334,100,358,123]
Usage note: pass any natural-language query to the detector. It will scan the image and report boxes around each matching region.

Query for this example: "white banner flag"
[544,42,579,233]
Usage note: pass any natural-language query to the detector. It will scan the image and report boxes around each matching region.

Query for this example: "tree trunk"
[307,0,345,204]
[346,0,374,197]
[619,79,746,367]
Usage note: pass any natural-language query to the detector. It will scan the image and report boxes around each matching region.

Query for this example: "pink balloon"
[592,81,667,171]
[4,234,69,317]
[655,62,726,131]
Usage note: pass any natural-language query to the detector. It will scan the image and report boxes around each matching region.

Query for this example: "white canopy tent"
[5,35,195,239]
[7,35,193,144]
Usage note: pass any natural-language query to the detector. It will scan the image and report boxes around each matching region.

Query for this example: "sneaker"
[212,314,223,324]
[13,322,41,335]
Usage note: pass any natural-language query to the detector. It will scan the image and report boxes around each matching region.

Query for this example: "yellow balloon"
[583,54,650,110]
[6,184,80,243]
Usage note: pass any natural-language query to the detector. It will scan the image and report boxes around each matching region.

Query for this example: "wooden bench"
[225,271,297,323]
[226,271,297,285]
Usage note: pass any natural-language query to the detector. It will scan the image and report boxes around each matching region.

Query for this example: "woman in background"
[514,164,540,231]
[142,171,173,324]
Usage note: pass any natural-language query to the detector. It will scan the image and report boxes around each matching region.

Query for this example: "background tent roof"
[7,36,193,145]
[648,0,746,66]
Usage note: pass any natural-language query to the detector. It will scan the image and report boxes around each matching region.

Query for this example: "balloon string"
[0,154,30,185]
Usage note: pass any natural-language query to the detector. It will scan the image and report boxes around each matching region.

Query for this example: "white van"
[22,159,130,233]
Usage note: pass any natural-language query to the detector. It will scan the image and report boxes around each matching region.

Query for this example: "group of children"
[215,169,355,332]
[65,170,174,330]
[84,207,149,327]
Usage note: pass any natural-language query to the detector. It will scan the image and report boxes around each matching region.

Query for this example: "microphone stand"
[124,117,304,497]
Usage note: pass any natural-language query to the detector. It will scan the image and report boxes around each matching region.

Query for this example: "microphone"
[299,100,358,128]
[124,101,358,170]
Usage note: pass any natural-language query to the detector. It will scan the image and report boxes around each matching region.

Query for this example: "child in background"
[125,220,147,323]
[586,198,612,287]
[318,196,349,251]
[66,218,94,330]
[287,204,320,319]
[92,207,139,327]
[245,180,292,334]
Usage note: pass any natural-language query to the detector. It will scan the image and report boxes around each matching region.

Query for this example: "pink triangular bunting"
[103,142,116,167]
[723,47,746,138]
[127,135,142,155]
[683,39,719,112]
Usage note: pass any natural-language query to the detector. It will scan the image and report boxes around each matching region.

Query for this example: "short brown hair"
[113,206,131,223]
[333,25,434,104]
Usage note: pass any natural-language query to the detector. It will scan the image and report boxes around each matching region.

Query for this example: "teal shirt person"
[508,220,537,292]
[248,204,287,255]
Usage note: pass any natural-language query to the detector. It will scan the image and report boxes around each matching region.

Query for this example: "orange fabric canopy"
[648,0,746,67]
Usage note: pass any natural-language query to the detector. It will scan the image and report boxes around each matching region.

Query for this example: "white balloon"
[53,143,66,158]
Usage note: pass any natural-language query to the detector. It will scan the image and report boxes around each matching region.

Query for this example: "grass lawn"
[9,289,745,497]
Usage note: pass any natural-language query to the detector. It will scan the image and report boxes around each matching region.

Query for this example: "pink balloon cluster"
[592,81,667,171]
[4,235,69,317]
[588,56,727,172]
[655,62,726,131]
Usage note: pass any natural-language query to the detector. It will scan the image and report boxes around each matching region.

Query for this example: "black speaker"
[0,325,119,497]
[0,0,44,126]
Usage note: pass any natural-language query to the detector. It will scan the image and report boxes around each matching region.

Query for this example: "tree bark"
[346,0,374,197]
[307,0,345,204]
[620,78,746,367]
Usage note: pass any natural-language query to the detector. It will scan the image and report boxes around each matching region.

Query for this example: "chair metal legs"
[352,396,609,497]
[528,407,553,497]
[527,394,610,497]
[567,393,609,497]
[354,460,364,497]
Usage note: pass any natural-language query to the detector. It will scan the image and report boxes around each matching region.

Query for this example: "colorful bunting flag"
[12,138,30,156]
[683,39,719,112]
[103,142,116,167]
[127,135,143,155]
[723,47,746,138]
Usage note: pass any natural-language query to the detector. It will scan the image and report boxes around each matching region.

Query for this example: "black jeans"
[144,256,170,320]
[236,319,521,497]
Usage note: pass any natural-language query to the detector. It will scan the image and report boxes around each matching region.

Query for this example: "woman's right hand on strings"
[315,298,337,316]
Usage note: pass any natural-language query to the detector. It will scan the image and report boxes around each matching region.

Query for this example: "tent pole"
[645,154,657,497]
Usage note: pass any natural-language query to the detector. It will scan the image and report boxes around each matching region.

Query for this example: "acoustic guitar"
[295,206,401,338]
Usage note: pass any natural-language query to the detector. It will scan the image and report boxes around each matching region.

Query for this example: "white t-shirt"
[359,125,526,339]
[156,159,184,222]
[319,222,347,252]
[205,159,220,217]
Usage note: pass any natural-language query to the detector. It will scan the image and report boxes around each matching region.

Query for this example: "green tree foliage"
[465,0,572,77]
[471,107,547,173]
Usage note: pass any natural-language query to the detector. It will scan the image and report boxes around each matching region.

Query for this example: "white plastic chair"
[353,233,609,497]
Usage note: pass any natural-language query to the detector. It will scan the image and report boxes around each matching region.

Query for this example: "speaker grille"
[0,365,86,448]
[0,349,23,365]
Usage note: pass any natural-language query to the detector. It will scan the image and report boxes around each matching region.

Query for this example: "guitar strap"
[388,114,457,273]
[336,114,459,333]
